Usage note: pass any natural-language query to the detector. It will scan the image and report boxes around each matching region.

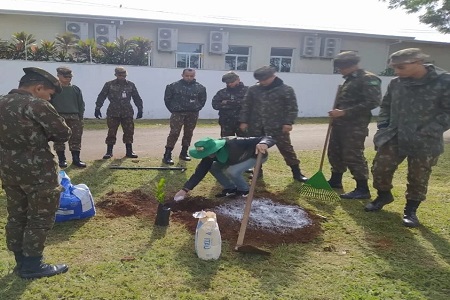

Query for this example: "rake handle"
[235,152,263,248]
[319,85,342,171]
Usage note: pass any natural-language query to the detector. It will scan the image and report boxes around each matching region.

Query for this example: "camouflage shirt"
[374,65,450,156]
[239,77,298,136]
[211,82,248,117]
[0,89,71,185]
[96,79,143,118]
[164,79,207,113]
[333,69,381,127]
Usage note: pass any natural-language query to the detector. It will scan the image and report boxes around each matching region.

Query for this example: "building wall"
[0,59,393,119]
[2,13,449,74]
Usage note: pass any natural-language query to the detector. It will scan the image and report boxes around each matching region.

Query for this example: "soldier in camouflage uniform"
[212,71,248,137]
[95,66,144,159]
[239,66,308,182]
[365,48,450,228]
[51,66,86,168]
[162,68,207,165]
[0,67,71,279]
[327,51,381,199]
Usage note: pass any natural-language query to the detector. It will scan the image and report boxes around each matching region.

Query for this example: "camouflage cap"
[334,51,360,68]
[222,71,239,83]
[22,67,62,93]
[115,66,127,75]
[389,48,429,65]
[253,66,276,81]
[56,66,72,76]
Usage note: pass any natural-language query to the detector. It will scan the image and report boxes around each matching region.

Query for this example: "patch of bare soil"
[96,190,322,247]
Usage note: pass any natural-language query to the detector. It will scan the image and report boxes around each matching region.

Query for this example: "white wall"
[0,60,391,119]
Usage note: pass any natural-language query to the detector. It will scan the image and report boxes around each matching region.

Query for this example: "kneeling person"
[173,136,276,201]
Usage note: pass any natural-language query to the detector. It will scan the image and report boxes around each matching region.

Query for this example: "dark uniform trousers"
[106,116,135,145]
[166,112,199,148]
[371,138,439,201]
[273,132,300,166]
[53,113,83,151]
[328,125,369,180]
[5,183,61,257]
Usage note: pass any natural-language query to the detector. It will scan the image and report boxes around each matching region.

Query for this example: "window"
[176,43,203,69]
[225,46,250,71]
[270,48,293,72]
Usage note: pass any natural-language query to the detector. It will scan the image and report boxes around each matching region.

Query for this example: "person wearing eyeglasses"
[366,48,450,228]
[51,66,86,168]
[95,66,144,159]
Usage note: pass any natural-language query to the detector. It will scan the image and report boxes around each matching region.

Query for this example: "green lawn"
[0,137,449,299]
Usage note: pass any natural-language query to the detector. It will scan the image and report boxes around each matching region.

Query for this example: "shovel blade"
[234,244,271,256]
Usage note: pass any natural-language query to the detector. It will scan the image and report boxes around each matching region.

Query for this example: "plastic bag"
[55,170,96,222]
[193,210,221,260]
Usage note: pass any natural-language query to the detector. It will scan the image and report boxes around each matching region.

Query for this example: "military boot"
[340,180,371,199]
[179,146,191,161]
[364,190,394,212]
[125,143,138,158]
[162,147,174,165]
[103,145,114,159]
[71,151,87,168]
[13,251,24,274]
[327,172,343,189]
[56,151,67,168]
[19,256,69,279]
[291,164,308,182]
[403,200,421,228]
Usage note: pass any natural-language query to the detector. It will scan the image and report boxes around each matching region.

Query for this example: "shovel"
[234,152,271,255]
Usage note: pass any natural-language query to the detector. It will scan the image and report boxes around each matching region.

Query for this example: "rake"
[300,86,341,201]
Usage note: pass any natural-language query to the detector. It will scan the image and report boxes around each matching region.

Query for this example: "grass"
[0,134,449,299]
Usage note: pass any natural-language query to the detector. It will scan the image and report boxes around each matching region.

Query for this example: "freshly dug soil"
[97,189,322,247]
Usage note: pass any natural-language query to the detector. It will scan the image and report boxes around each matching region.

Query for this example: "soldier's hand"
[174,189,187,201]
[94,108,102,119]
[136,110,143,119]
[282,124,292,133]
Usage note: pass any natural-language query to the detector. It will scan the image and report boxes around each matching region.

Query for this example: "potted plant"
[154,178,171,226]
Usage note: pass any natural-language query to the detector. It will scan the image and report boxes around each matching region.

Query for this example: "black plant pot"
[155,203,171,226]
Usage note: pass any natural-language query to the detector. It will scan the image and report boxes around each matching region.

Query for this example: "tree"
[54,32,78,62]
[381,0,450,34]
[8,31,36,60]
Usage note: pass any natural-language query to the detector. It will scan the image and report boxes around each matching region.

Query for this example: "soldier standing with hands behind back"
[162,68,207,165]
[327,51,381,199]
[51,66,87,168]
[0,67,71,279]
[212,71,248,137]
[95,66,143,159]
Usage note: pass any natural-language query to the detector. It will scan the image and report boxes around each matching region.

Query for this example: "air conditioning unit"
[66,21,89,40]
[94,24,117,44]
[302,36,321,57]
[209,31,229,54]
[322,38,341,58]
[157,28,178,52]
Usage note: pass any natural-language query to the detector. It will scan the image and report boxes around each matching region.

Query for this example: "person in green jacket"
[51,66,86,168]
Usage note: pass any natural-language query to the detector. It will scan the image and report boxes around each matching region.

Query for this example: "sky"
[5,0,450,43]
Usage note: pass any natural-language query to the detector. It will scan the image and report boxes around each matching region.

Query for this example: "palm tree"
[8,31,36,60]
[74,39,100,63]
[98,41,119,64]
[55,32,78,62]
[114,36,137,65]
[129,37,152,66]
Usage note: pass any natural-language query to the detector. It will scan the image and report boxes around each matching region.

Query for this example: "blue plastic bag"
[56,170,96,222]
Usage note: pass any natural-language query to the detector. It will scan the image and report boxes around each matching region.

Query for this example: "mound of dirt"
[96,190,322,247]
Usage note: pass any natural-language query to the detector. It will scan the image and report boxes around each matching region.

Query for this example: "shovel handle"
[235,152,263,248]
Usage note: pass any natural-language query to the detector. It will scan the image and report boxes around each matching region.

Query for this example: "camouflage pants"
[371,138,439,201]
[106,116,135,145]
[219,116,244,137]
[4,183,61,257]
[53,114,83,151]
[166,112,199,148]
[328,125,369,180]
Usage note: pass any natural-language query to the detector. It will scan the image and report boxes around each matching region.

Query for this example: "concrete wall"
[0,60,393,119]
